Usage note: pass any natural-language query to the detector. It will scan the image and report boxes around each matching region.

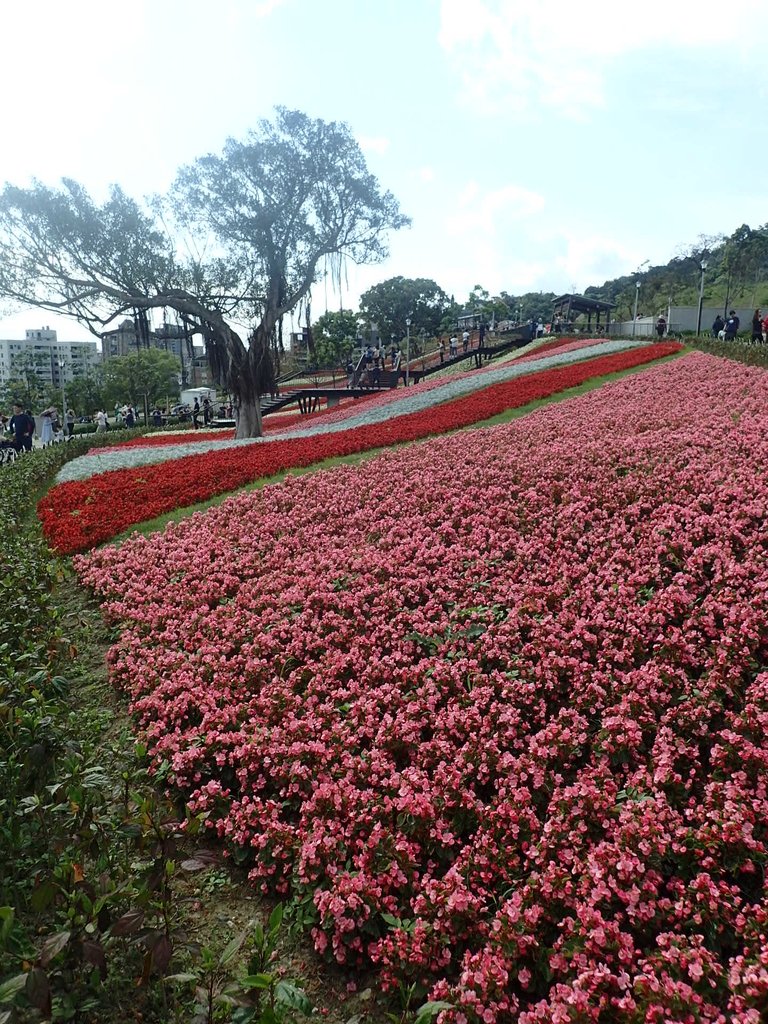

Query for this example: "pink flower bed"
[74,352,768,1021]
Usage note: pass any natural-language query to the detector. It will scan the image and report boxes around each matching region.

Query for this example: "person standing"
[203,397,211,424]
[9,402,34,452]
[39,407,54,447]
[655,315,666,338]
[438,338,445,363]
[66,408,76,438]
[462,329,470,353]
[752,309,763,344]
[712,314,724,339]
[95,409,108,432]
[449,334,458,358]
[192,399,201,429]
[724,310,740,341]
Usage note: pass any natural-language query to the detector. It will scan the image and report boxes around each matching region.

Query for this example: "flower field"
[40,341,678,553]
[73,352,768,1021]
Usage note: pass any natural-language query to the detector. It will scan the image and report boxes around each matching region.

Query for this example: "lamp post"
[405,318,412,386]
[56,356,67,427]
[696,260,708,336]
[632,281,640,337]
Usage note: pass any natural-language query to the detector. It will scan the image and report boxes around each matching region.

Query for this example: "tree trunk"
[235,394,262,440]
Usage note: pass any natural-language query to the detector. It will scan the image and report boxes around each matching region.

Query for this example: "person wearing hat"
[9,402,34,452]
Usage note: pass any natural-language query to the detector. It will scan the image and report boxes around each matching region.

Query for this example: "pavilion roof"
[553,293,616,314]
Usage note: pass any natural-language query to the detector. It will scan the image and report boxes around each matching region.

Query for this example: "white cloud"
[438,0,768,118]
[253,0,286,15]
[553,234,640,292]
[445,181,545,236]
[357,135,391,155]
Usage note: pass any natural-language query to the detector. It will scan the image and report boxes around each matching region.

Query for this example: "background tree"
[465,284,512,325]
[66,370,106,419]
[0,351,51,411]
[358,276,448,341]
[0,107,408,438]
[310,309,358,368]
[100,350,181,412]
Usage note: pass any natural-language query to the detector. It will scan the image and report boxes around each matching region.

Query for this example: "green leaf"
[240,973,273,990]
[218,924,251,968]
[267,902,284,935]
[414,1001,454,1024]
[274,980,312,1013]
[39,930,71,966]
[0,973,28,1004]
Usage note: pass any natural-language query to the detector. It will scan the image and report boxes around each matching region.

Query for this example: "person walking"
[192,399,201,428]
[39,407,54,447]
[95,409,108,432]
[65,408,76,438]
[9,402,34,452]
[724,310,740,341]
[752,309,763,344]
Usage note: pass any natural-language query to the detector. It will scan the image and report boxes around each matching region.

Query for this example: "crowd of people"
[710,310,768,343]
[0,396,221,459]
[349,344,403,388]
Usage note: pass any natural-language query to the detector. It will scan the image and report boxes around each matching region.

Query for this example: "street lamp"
[632,282,640,337]
[405,318,412,387]
[56,356,68,432]
[696,260,708,335]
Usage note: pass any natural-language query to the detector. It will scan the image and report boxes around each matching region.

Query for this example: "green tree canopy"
[0,107,408,437]
[66,370,106,419]
[100,350,180,410]
[358,276,449,341]
[310,309,358,367]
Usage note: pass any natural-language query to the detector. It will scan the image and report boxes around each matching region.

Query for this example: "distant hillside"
[583,223,768,320]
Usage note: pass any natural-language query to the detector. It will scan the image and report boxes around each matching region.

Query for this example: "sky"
[1,0,766,343]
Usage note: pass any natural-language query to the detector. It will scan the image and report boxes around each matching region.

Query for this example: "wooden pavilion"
[552,293,615,333]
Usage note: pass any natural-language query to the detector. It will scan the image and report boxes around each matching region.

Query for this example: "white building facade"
[0,327,100,389]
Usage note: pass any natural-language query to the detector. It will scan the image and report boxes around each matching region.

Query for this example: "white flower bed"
[56,339,648,484]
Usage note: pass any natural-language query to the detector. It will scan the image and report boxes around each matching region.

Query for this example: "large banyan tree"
[0,108,409,437]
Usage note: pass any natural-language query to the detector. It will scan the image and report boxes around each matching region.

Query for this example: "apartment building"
[0,327,100,388]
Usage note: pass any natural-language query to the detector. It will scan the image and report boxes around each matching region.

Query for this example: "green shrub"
[688,337,768,369]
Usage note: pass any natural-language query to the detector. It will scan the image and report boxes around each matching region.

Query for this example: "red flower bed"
[39,343,680,554]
